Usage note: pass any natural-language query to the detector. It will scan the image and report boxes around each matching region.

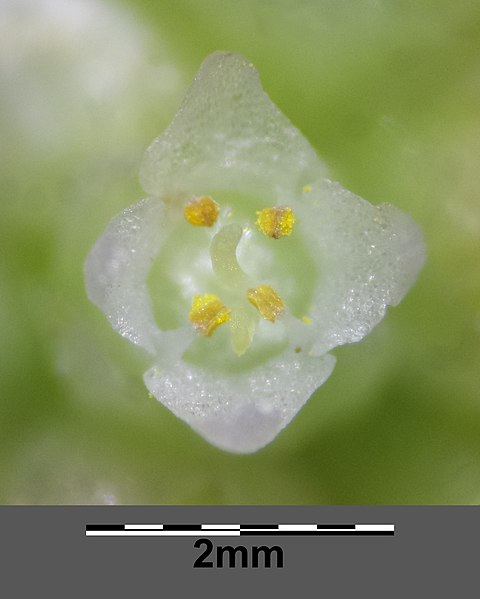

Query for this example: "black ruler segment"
[317,524,355,529]
[86,524,124,531]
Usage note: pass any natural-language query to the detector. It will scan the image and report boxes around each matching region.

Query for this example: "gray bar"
[1,506,477,597]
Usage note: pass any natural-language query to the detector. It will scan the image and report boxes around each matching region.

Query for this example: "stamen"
[255,206,295,239]
[189,293,230,336]
[247,285,285,322]
[184,196,219,227]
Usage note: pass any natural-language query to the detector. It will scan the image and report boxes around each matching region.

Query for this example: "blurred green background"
[1,0,479,504]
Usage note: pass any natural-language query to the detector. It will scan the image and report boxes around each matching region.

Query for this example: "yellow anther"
[189,293,230,336]
[247,285,285,322]
[303,185,312,193]
[184,196,219,227]
[255,206,295,239]
[302,315,312,325]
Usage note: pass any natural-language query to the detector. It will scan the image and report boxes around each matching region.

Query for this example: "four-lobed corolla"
[84,52,425,453]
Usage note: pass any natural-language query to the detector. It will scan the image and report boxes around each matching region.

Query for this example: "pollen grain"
[189,293,231,336]
[184,196,219,227]
[247,285,285,322]
[255,206,295,239]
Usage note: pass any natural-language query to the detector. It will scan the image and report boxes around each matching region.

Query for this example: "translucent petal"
[293,180,426,356]
[144,352,336,453]
[85,198,171,355]
[140,52,326,203]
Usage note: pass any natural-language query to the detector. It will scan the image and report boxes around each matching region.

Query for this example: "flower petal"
[85,197,172,355]
[140,52,326,202]
[294,179,426,355]
[144,352,336,453]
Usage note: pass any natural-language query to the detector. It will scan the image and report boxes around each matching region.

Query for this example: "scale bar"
[86,523,394,537]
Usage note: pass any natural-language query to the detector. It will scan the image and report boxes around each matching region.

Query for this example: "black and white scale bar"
[86,523,394,537]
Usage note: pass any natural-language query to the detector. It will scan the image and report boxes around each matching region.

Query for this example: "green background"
[1,0,479,504]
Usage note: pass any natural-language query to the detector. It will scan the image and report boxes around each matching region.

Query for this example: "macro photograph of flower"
[1,0,479,504]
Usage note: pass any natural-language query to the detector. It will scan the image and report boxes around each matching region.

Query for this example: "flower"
[84,52,425,453]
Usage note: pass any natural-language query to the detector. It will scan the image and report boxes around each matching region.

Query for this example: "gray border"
[1,506,476,597]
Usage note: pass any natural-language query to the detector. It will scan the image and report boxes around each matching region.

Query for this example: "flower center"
[184,195,295,356]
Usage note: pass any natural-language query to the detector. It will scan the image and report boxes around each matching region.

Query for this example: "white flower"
[84,52,425,453]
